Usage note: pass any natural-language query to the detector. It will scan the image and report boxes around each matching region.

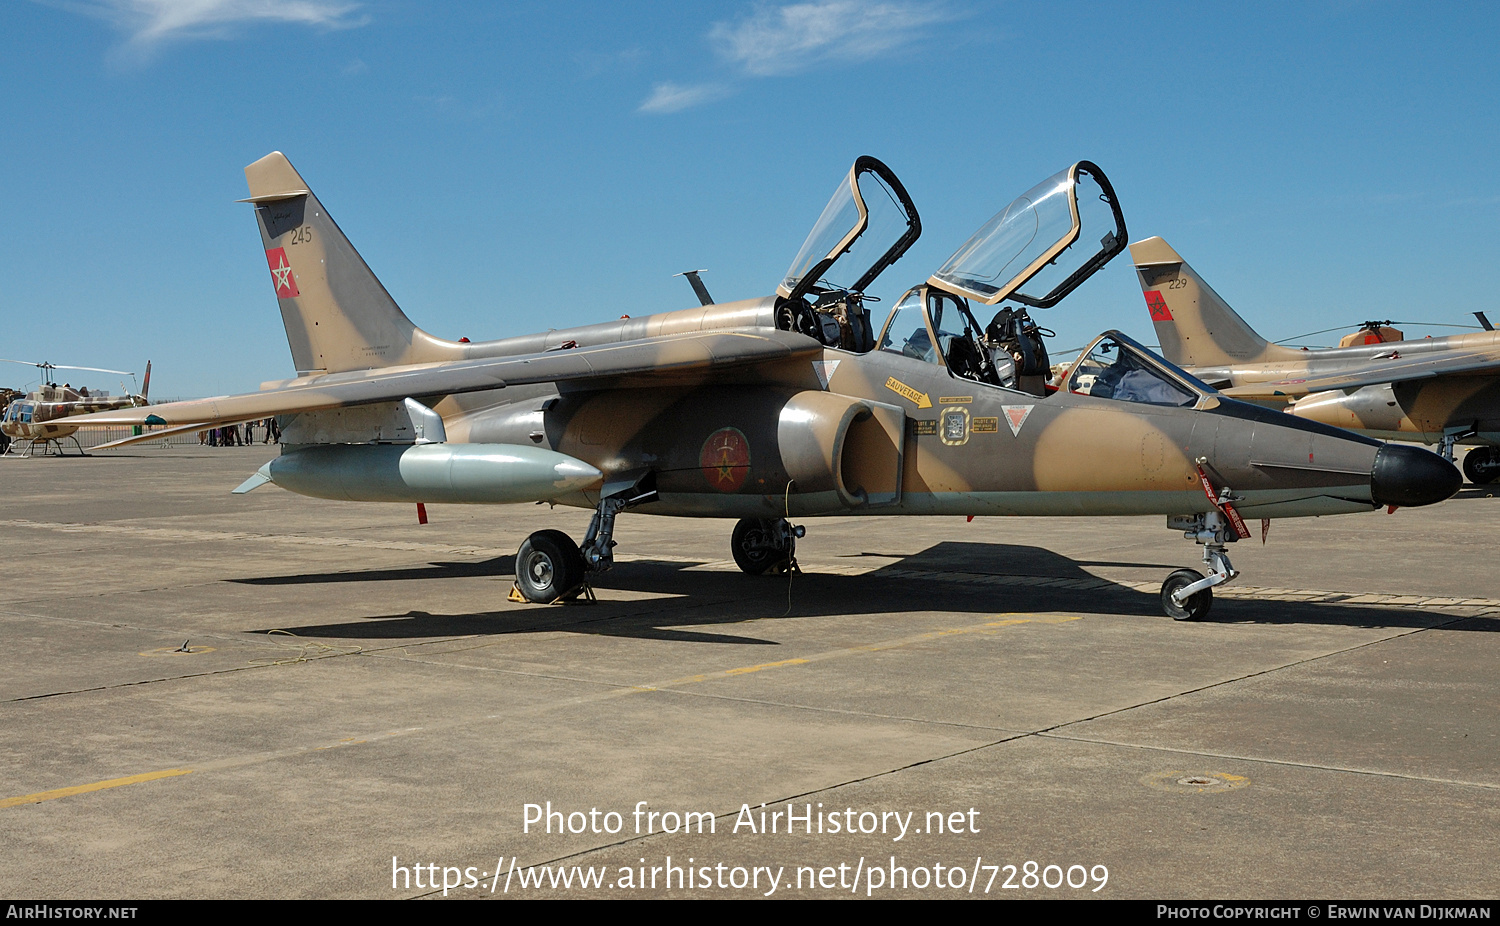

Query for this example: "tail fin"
[243,152,468,375]
[1129,236,1303,368]
[141,360,151,401]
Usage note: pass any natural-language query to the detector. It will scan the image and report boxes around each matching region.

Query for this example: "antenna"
[673,270,715,307]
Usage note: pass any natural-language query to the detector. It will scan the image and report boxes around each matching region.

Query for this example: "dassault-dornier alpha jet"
[71,154,1460,620]
[1132,237,1500,484]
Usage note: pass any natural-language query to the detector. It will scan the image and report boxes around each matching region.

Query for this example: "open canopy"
[778,156,920,303]
[929,161,1125,308]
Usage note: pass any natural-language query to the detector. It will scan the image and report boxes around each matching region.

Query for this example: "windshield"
[929,162,1125,307]
[1066,333,1208,408]
[779,156,920,301]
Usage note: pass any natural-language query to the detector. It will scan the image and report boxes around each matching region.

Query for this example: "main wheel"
[1462,446,1500,485]
[514,529,585,603]
[1162,568,1213,621]
[731,518,792,575]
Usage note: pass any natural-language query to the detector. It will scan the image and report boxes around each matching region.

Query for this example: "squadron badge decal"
[266,248,300,298]
[700,427,751,492]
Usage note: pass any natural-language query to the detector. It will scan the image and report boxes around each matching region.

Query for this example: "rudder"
[244,152,467,375]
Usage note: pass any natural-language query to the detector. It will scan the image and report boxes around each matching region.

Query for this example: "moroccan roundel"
[700,427,751,492]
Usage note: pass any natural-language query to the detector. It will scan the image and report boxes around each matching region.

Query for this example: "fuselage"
[263,298,1439,521]
[1,386,146,443]
[1191,331,1500,445]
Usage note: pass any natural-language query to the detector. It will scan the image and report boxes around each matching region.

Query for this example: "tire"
[1462,446,1500,485]
[1162,568,1212,621]
[731,518,791,575]
[515,529,585,603]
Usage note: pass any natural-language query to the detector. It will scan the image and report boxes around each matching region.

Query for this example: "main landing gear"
[1461,446,1500,485]
[1161,509,1241,621]
[730,518,804,575]
[511,473,657,604]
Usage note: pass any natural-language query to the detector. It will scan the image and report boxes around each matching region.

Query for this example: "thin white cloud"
[710,0,951,76]
[574,45,648,80]
[638,81,730,114]
[57,0,364,49]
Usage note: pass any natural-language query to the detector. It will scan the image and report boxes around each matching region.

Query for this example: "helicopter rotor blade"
[1274,320,1485,345]
[0,359,132,376]
[49,364,134,376]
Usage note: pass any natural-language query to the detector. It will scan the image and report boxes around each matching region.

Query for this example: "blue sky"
[3,1,1497,397]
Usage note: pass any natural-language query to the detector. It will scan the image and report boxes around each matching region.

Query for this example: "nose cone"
[1370,444,1461,508]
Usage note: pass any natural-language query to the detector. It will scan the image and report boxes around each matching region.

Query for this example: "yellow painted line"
[1,768,191,809]
[724,657,810,676]
[635,614,1078,692]
[4,616,1077,807]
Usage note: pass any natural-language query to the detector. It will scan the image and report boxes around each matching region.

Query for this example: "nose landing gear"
[1162,509,1242,621]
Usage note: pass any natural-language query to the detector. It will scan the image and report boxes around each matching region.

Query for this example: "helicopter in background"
[1,360,151,457]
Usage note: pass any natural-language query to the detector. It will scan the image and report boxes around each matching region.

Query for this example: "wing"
[1221,344,1500,399]
[67,328,822,431]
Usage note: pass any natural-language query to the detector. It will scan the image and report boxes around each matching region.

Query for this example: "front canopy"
[1064,331,1214,408]
[778,156,920,303]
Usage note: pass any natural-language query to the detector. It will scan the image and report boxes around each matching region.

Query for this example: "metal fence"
[72,416,280,449]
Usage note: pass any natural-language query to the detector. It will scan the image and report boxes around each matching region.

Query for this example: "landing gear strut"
[730,518,803,575]
[1439,427,1477,463]
[511,472,658,604]
[1162,509,1241,621]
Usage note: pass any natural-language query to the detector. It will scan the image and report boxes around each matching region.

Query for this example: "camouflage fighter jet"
[1132,237,1500,485]
[1,360,151,456]
[69,154,1460,620]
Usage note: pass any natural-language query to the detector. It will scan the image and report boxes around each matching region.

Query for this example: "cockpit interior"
[774,159,1129,399]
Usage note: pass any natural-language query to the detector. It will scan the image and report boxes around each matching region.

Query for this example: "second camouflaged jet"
[1131,236,1500,484]
[71,154,1460,620]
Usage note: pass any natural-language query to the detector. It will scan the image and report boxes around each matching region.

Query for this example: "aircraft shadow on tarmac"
[238,541,1494,643]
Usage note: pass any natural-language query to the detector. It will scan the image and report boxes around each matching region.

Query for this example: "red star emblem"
[1144,290,1173,321]
[265,247,300,298]
[699,427,750,492]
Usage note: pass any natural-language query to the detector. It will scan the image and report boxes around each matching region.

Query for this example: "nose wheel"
[1162,568,1213,621]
